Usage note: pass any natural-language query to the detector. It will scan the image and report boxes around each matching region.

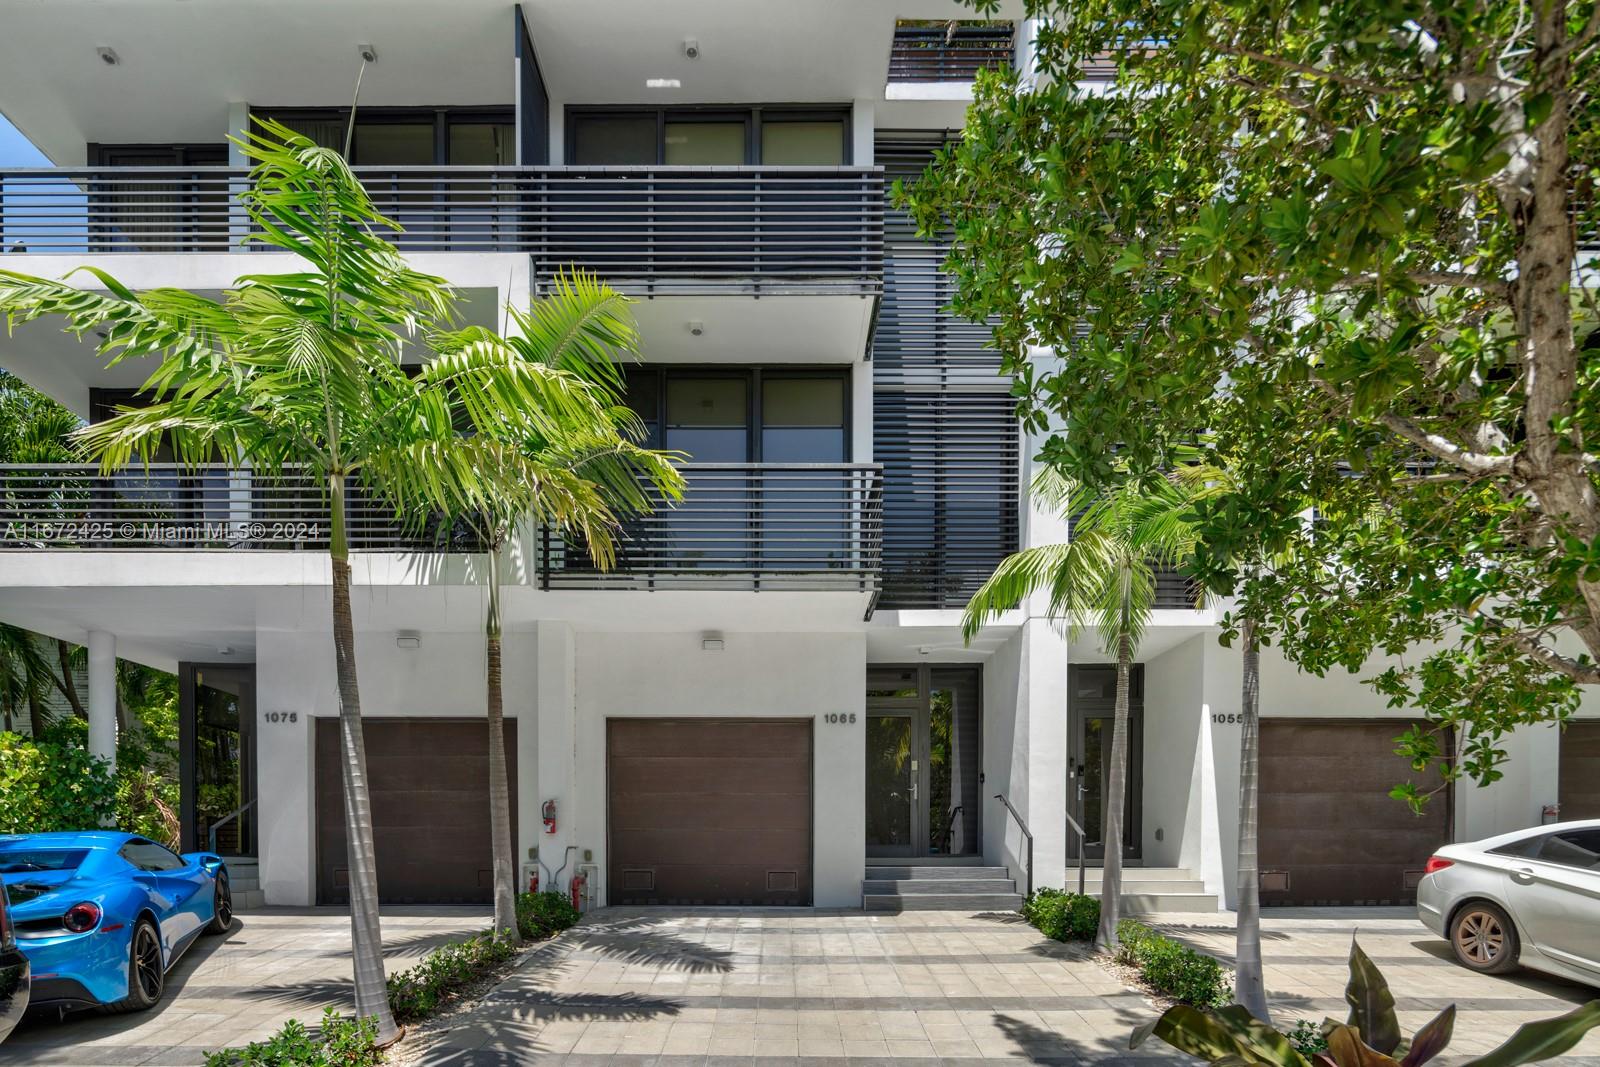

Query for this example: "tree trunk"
[27,689,48,737]
[55,640,87,719]
[1234,615,1270,1021]
[485,539,521,943]
[328,476,398,1044]
[1094,621,1133,953]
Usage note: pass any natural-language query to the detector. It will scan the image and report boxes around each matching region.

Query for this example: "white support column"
[87,631,116,768]
[851,99,875,165]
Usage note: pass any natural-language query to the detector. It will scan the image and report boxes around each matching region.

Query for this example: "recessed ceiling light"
[646,78,681,89]
[96,46,120,66]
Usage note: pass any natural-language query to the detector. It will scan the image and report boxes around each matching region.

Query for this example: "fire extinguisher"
[528,866,539,893]
[542,799,558,835]
[569,869,586,911]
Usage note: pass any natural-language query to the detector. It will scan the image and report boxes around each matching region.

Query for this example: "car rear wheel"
[1450,901,1519,974]
[205,875,232,935]
[104,919,163,1013]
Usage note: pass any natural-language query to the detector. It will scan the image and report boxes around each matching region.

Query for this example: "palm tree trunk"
[55,640,87,719]
[328,475,398,1044]
[1234,615,1270,1020]
[27,689,48,737]
[1094,624,1133,953]
[485,537,520,943]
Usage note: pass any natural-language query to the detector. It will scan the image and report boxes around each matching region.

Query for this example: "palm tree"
[963,468,1201,952]
[0,122,628,1041]
[0,625,56,735]
[422,275,684,941]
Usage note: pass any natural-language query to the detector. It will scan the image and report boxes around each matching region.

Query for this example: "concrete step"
[863,866,1012,880]
[1115,892,1218,914]
[864,892,1025,912]
[1066,867,1199,881]
[229,878,260,893]
[865,879,1017,895]
[232,888,266,912]
[1067,878,1208,895]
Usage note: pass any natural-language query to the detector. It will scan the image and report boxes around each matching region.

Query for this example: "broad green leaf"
[1459,1001,1600,1066]
[1345,939,1402,1055]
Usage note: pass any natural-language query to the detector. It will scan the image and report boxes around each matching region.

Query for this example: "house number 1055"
[825,713,857,725]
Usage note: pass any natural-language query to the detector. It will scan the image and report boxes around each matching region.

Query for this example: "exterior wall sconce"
[396,631,421,650]
[701,632,724,651]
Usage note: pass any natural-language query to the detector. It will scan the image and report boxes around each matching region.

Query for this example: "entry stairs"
[223,858,266,911]
[863,858,1217,913]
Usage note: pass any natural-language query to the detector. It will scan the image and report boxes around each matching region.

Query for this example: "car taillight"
[1424,856,1454,875]
[62,901,101,933]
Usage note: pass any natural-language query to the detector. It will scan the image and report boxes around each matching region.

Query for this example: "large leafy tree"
[420,275,683,942]
[964,469,1200,951]
[907,0,1600,796]
[0,122,625,1040]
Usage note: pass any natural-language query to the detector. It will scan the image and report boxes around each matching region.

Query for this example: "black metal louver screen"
[873,133,1005,388]
[874,392,1020,609]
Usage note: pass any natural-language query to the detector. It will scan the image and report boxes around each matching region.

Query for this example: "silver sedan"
[1417,819,1600,988]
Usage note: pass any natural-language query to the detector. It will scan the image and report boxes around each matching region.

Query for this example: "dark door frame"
[177,662,257,855]
[865,664,983,858]
[1067,664,1143,863]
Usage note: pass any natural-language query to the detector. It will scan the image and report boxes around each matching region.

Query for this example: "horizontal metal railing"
[538,463,884,594]
[1153,568,1203,609]
[0,464,477,551]
[0,165,886,295]
[889,24,1015,82]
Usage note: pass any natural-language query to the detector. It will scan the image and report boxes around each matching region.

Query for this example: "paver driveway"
[412,907,1600,1066]
[0,907,491,1067]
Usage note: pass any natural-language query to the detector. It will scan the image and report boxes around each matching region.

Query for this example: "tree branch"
[1328,271,1512,300]
[1375,411,1516,475]
[1548,1,1600,64]
[1484,621,1600,684]
[1209,40,1401,95]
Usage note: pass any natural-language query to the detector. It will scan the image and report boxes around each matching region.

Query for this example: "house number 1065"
[825,713,857,725]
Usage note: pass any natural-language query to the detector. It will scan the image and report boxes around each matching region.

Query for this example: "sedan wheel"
[1450,902,1519,974]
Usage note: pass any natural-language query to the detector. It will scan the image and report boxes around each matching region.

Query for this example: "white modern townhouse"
[0,1,1594,916]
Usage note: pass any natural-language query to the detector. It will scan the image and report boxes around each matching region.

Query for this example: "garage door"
[608,719,811,906]
[1260,721,1449,906]
[315,718,516,906]
[1560,722,1600,820]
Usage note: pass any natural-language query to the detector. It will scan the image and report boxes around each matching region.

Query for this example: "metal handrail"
[1066,810,1087,895]
[993,793,1034,898]
[934,804,963,854]
[208,798,257,855]
[0,165,887,296]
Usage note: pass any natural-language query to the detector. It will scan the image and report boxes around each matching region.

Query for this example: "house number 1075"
[264,711,299,724]
[825,713,857,725]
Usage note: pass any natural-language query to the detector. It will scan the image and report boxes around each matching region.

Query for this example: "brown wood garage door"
[608,719,811,906]
[1560,722,1600,820]
[1260,720,1449,906]
[315,718,516,906]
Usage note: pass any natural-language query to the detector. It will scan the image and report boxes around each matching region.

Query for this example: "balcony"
[0,165,885,297]
[888,22,1015,83]
[537,464,884,597]
[0,464,474,551]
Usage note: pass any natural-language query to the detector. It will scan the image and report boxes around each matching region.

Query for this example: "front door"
[179,663,257,856]
[865,666,982,858]
[1068,665,1143,862]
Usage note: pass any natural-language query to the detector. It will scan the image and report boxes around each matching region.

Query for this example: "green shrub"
[206,1009,379,1066]
[1287,1018,1329,1056]
[0,726,119,833]
[1113,918,1156,964]
[1021,888,1100,941]
[1116,923,1230,1008]
[386,933,518,1022]
[516,890,580,940]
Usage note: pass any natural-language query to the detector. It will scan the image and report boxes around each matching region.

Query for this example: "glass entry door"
[866,666,982,858]
[1068,665,1142,862]
[179,663,257,856]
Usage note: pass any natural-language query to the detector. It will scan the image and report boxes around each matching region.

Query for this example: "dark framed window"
[249,107,514,165]
[624,367,849,462]
[568,107,850,165]
[1537,829,1600,870]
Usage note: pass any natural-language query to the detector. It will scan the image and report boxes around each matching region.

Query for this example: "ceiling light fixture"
[357,43,377,64]
[396,631,421,650]
[646,78,681,89]
[96,46,120,66]
[701,631,725,652]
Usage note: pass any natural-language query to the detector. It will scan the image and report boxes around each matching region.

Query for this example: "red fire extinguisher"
[528,867,539,893]
[542,799,558,835]
[569,869,586,911]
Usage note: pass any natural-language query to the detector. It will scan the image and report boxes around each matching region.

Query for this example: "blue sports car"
[0,832,230,1014]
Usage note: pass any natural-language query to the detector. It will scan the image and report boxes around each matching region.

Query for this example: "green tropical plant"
[963,466,1203,951]
[386,933,518,1022]
[421,273,683,943]
[0,722,120,833]
[206,1009,380,1067]
[1132,940,1600,1065]
[0,120,622,1041]
[1117,921,1232,1009]
[516,890,580,940]
[1022,888,1100,941]
[0,625,57,736]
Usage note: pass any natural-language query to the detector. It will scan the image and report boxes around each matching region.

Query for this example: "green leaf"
[1325,1023,1403,1067]
[1400,1004,1455,1065]
[1459,1001,1600,1066]
[1523,93,1553,130]
[1345,939,1403,1055]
